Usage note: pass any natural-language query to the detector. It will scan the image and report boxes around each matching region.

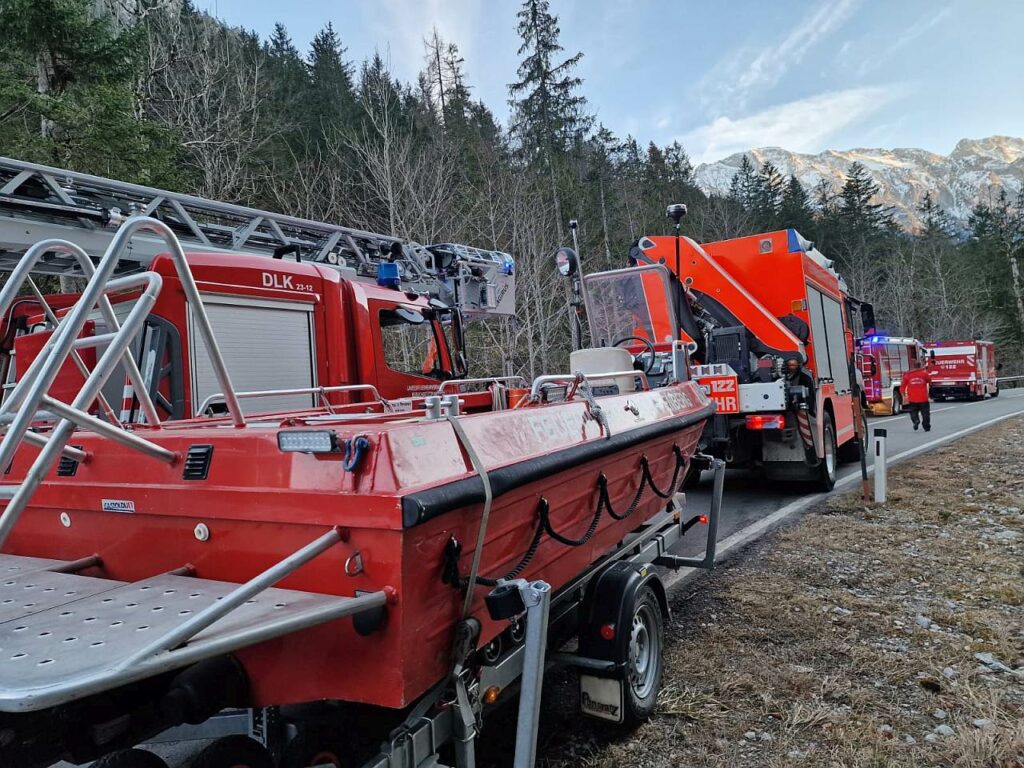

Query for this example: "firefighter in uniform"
[901,362,932,431]
[784,357,816,415]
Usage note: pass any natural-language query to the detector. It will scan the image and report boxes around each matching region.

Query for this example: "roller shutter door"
[189,296,316,415]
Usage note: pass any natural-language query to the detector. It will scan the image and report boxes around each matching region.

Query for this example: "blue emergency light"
[377,262,401,289]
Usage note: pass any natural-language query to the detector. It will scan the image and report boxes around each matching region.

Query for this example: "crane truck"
[620,223,872,489]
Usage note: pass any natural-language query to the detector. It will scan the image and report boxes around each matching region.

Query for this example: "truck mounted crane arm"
[634,235,805,362]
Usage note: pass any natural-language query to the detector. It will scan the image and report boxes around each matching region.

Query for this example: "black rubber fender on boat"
[576,561,669,678]
[400,401,715,527]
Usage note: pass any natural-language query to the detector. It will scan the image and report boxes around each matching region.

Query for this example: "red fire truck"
[624,225,872,490]
[926,339,999,400]
[857,335,926,415]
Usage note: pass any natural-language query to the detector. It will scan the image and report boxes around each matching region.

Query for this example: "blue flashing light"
[787,229,802,253]
[377,262,401,289]
[501,255,515,276]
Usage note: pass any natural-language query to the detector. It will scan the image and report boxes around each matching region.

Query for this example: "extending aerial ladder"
[0,156,515,318]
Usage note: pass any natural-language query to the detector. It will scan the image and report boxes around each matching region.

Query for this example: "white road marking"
[663,404,1024,593]
[871,405,956,425]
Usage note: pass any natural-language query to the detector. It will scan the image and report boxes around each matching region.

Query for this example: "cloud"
[699,0,860,112]
[894,5,952,50]
[857,5,952,76]
[680,86,901,164]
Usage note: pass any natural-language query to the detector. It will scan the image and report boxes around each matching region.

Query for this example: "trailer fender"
[577,561,668,677]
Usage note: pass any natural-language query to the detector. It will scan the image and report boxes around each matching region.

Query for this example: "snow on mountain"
[693,136,1024,231]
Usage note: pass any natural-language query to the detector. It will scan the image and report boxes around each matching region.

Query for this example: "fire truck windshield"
[379,308,448,379]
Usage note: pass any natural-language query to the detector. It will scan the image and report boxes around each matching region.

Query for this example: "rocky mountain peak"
[693,136,1024,231]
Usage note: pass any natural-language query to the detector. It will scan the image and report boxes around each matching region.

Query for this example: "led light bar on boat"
[277,430,340,454]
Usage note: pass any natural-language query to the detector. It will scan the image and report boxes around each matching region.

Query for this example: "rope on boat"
[458,443,688,588]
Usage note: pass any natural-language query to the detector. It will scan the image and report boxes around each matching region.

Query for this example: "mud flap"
[579,675,625,723]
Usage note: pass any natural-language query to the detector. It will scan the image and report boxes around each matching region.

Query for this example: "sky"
[195,0,1024,165]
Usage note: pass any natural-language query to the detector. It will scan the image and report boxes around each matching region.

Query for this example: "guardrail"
[997,375,1024,390]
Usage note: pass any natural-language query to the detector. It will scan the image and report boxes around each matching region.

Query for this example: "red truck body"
[926,340,999,400]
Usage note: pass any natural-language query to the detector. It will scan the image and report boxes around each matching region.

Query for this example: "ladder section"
[0,156,515,316]
[0,217,245,548]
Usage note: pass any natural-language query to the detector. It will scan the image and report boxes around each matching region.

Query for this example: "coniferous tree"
[727,155,760,212]
[779,175,815,235]
[754,160,784,229]
[509,0,592,235]
[263,24,311,154]
[306,23,356,144]
[0,0,179,183]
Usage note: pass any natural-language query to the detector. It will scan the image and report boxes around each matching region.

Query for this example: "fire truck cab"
[6,253,481,421]
[857,335,926,415]
[618,228,871,489]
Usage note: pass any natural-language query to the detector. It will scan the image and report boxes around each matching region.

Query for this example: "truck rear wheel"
[622,586,665,729]
[991,386,999,398]
[837,413,866,463]
[890,392,902,415]
[816,417,837,491]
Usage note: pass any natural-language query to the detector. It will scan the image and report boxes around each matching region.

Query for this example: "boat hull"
[0,381,712,709]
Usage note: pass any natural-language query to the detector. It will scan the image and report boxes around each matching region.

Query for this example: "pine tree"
[264,24,311,152]
[0,0,180,183]
[754,161,784,229]
[917,191,954,240]
[727,155,759,211]
[839,161,894,233]
[508,0,592,236]
[306,23,357,143]
[508,0,592,158]
[779,175,815,235]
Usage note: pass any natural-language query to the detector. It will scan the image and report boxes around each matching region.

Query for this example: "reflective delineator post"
[873,428,887,504]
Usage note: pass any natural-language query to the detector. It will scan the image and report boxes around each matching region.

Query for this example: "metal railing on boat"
[197,383,388,417]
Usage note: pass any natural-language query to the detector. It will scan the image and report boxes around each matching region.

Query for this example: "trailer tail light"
[277,430,340,454]
[745,414,785,430]
[483,686,501,705]
[599,623,616,641]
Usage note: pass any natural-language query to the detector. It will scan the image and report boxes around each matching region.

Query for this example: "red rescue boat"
[0,216,716,768]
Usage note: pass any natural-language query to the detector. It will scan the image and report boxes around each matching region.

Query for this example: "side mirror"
[997,362,1004,371]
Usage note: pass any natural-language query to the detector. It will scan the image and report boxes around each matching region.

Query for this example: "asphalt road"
[63,388,1024,768]
[674,387,1024,557]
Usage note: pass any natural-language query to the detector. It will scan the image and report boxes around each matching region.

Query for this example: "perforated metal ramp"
[0,554,78,578]
[0,571,388,713]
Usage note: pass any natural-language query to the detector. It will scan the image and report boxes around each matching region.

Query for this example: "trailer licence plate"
[580,675,624,723]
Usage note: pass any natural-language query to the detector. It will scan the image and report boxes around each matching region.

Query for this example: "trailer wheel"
[280,728,352,768]
[91,749,169,768]
[622,586,665,728]
[189,736,273,768]
[815,417,837,491]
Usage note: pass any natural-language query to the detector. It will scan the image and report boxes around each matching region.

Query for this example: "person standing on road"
[901,361,932,431]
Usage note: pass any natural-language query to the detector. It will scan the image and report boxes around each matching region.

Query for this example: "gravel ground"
[501,417,1024,767]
